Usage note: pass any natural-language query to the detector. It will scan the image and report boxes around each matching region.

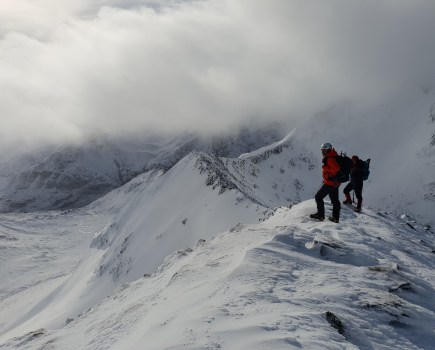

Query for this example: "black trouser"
[315,184,341,219]
[343,179,363,205]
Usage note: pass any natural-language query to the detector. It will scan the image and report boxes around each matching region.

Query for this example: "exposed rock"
[325,311,345,335]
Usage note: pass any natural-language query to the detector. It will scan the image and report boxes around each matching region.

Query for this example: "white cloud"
[1,0,435,149]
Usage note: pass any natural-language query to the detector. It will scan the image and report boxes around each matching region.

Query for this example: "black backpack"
[361,159,370,181]
[334,154,353,183]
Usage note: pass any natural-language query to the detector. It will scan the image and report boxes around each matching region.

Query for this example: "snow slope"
[0,151,275,341]
[0,207,112,338]
[1,201,434,349]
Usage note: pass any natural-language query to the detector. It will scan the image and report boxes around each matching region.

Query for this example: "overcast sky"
[1,0,435,150]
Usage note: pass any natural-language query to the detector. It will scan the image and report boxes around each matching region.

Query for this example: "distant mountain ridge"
[0,124,284,212]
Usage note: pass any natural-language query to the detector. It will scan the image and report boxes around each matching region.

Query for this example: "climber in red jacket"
[310,142,341,223]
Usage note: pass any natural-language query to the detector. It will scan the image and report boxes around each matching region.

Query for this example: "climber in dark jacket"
[310,143,341,223]
[343,155,364,212]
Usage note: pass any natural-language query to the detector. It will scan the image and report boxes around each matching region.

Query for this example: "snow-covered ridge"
[238,127,297,160]
[79,144,318,296]
[2,201,434,349]
[0,125,284,213]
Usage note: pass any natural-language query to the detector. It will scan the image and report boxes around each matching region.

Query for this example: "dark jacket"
[350,159,365,181]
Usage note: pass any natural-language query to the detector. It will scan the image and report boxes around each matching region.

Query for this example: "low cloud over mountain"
[2,0,435,150]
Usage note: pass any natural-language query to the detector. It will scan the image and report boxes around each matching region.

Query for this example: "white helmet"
[321,142,332,150]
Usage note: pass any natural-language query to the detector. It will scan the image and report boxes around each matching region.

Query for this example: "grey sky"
[1,0,435,149]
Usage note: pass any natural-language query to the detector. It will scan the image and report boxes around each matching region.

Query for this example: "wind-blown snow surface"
[1,201,435,349]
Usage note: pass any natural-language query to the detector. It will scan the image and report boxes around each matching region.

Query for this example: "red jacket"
[322,149,340,186]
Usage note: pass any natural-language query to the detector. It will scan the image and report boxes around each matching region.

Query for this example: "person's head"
[321,142,332,156]
[351,155,359,164]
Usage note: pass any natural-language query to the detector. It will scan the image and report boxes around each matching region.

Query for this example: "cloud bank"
[1,0,435,149]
